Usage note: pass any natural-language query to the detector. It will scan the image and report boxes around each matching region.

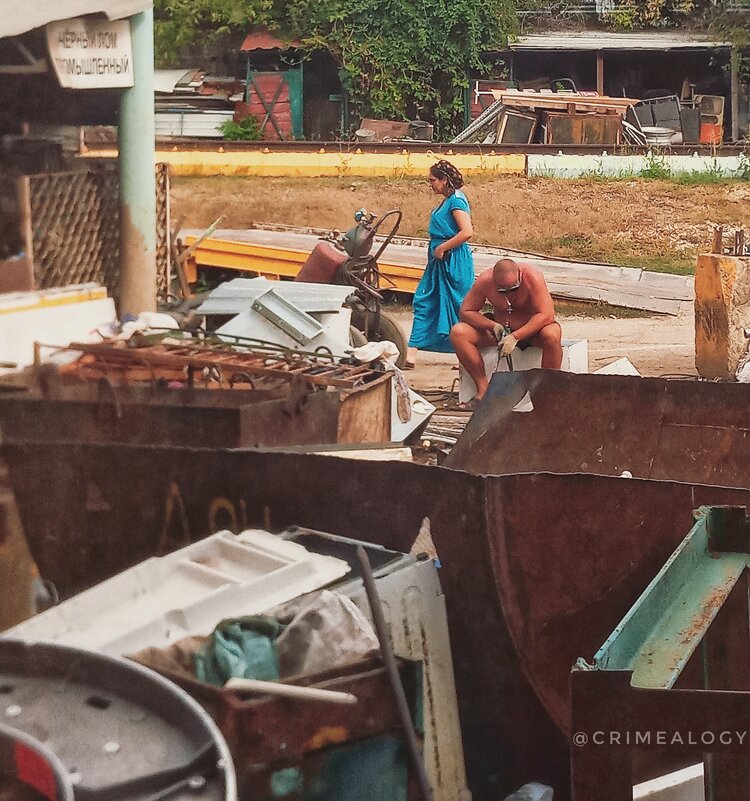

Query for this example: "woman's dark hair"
[430,160,464,191]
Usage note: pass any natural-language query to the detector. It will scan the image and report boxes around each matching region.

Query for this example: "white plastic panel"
[0,285,116,376]
[7,530,350,656]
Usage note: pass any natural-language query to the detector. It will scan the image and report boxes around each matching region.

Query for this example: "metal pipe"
[118,9,157,315]
[356,545,435,801]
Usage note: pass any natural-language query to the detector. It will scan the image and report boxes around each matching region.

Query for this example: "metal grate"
[26,164,171,298]
[66,338,381,390]
[29,170,120,291]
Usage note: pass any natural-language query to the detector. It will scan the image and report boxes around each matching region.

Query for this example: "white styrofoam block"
[0,294,116,375]
[595,356,641,376]
[7,530,350,656]
[633,762,703,801]
[459,339,588,403]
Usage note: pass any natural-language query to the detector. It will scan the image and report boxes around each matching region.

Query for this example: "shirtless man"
[449,258,562,402]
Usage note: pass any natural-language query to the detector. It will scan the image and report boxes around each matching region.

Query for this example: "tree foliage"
[154,0,516,135]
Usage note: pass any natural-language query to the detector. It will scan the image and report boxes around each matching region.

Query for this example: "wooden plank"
[184,228,694,316]
[337,375,391,444]
[491,89,637,116]
[312,447,413,462]
[731,49,740,142]
[596,51,605,97]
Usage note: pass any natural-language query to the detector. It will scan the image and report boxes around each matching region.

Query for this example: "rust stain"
[679,587,729,646]
[304,726,349,751]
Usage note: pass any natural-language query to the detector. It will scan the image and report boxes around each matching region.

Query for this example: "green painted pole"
[118,9,156,315]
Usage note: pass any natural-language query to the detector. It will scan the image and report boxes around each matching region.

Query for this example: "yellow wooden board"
[184,235,423,294]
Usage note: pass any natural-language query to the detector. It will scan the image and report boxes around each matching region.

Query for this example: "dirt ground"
[388,306,695,390]
[171,174,703,382]
[172,175,750,274]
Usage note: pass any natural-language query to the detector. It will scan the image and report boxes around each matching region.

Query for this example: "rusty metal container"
[446,370,750,486]
[295,241,348,284]
[133,655,422,801]
[8,440,750,800]
[0,375,392,448]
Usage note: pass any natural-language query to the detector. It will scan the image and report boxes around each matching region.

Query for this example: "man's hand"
[499,333,518,357]
[433,244,447,260]
[492,323,504,342]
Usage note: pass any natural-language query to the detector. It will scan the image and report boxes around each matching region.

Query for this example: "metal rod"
[224,678,358,705]
[356,545,434,801]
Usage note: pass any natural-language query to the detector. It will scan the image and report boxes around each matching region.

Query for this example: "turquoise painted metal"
[118,9,157,314]
[592,507,749,689]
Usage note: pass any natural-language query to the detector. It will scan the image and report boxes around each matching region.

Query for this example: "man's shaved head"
[493,258,517,276]
[492,258,521,291]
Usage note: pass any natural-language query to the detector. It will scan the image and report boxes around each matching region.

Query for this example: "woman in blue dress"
[406,160,475,367]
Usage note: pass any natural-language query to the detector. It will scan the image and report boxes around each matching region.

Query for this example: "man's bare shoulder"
[474,270,494,290]
[521,262,546,283]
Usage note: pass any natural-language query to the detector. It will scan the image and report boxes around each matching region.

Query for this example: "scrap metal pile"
[452,89,726,147]
[62,333,384,390]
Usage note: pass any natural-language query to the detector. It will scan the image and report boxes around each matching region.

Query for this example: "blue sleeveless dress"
[408,190,475,353]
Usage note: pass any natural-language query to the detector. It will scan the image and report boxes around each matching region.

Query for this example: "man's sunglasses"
[495,271,522,293]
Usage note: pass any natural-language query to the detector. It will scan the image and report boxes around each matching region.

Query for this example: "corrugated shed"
[0,1,151,39]
[511,31,731,51]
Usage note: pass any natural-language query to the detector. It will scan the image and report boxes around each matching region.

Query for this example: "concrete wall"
[83,146,750,180]
[85,148,527,178]
[528,153,747,179]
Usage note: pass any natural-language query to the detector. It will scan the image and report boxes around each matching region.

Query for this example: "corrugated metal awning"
[0,1,152,39]
[240,27,300,52]
[154,69,195,94]
[510,31,731,51]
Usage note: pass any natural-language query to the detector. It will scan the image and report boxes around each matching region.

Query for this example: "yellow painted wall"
[83,148,526,178]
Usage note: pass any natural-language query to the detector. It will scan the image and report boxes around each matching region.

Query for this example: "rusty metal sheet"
[164,659,417,763]
[482,474,750,737]
[447,370,750,486]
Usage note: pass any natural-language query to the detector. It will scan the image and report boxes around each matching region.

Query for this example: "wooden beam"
[596,50,605,96]
[16,176,33,269]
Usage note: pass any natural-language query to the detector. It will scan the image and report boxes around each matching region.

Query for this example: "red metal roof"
[240,28,300,51]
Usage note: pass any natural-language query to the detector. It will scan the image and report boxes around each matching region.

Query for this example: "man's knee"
[538,323,561,346]
[450,322,475,344]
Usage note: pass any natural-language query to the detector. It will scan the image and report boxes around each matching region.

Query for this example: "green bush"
[220,116,262,141]
[155,0,516,137]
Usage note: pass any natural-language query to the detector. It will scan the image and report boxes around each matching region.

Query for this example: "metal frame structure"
[572,505,750,801]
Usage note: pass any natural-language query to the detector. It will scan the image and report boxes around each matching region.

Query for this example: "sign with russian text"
[46,18,134,89]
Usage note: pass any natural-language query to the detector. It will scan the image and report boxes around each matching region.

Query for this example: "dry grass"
[172,175,750,274]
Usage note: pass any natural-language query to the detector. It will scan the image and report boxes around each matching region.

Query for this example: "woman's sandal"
[403,361,416,370]
[454,397,479,411]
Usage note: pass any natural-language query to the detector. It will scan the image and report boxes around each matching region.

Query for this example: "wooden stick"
[224,677,358,705]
